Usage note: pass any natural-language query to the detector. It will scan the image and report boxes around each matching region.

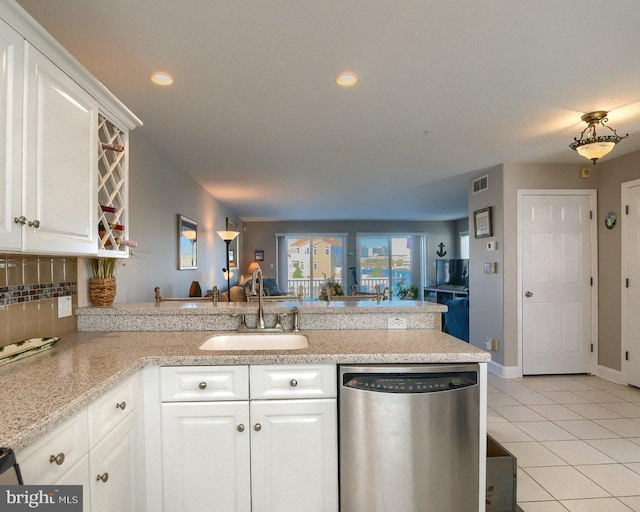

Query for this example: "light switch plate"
[58,296,72,318]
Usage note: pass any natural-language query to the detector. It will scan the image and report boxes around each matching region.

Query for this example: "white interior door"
[622,180,640,387]
[520,191,596,375]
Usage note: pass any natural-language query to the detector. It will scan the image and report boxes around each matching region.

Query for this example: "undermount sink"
[199,333,309,351]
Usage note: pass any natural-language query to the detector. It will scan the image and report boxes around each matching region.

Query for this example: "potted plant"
[89,257,117,306]
[319,278,345,301]
[395,277,419,300]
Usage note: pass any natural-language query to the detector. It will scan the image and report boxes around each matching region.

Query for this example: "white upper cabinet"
[23,43,98,254]
[0,18,23,251]
[0,1,141,255]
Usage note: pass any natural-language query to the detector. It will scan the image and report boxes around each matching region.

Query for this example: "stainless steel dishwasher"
[339,364,480,512]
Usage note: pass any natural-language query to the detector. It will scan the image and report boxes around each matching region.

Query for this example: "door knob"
[525,291,533,297]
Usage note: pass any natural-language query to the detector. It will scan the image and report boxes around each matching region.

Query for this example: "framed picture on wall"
[255,250,264,261]
[178,215,198,269]
[473,207,493,238]
[226,218,239,267]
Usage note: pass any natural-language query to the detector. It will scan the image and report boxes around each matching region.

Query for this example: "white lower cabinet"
[159,365,338,512]
[162,402,251,511]
[250,399,338,512]
[90,412,143,512]
[17,372,144,512]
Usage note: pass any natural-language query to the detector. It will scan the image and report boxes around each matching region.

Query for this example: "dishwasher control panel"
[342,371,477,393]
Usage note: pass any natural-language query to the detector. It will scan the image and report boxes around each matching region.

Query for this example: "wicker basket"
[89,277,117,307]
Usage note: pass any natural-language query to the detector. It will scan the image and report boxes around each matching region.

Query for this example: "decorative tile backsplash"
[0,255,78,348]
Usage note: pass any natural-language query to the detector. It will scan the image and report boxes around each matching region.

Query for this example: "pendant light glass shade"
[570,111,627,165]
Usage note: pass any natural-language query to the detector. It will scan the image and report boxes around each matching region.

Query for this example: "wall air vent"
[472,174,489,194]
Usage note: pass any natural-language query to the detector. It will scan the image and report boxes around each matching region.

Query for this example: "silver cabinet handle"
[96,472,109,483]
[525,291,533,297]
[289,379,298,387]
[237,424,245,432]
[116,401,126,411]
[14,216,26,225]
[254,423,262,432]
[49,453,65,465]
[28,219,40,228]
[199,382,207,390]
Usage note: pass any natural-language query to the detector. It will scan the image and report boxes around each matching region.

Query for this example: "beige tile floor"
[488,373,640,511]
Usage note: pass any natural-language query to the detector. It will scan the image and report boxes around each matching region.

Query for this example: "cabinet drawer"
[88,374,139,447]
[18,409,89,484]
[160,366,249,402]
[250,365,336,399]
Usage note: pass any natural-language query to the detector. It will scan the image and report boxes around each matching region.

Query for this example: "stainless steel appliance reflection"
[339,364,480,512]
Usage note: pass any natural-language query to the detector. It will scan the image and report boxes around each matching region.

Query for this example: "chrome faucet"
[254,268,266,329]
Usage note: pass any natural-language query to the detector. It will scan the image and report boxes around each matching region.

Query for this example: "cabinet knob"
[49,453,65,465]
[198,382,207,390]
[116,401,126,411]
[237,424,245,432]
[28,219,40,228]
[289,379,298,387]
[525,291,533,298]
[96,472,109,483]
[254,423,262,432]
[13,216,27,225]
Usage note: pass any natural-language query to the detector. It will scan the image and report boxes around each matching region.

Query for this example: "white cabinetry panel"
[0,18,23,250]
[161,401,251,512]
[23,43,98,254]
[250,399,338,512]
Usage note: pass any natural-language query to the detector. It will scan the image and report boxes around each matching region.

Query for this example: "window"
[460,232,469,259]
[278,234,346,299]
[356,234,425,299]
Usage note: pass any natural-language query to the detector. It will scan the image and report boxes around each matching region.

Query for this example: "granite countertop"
[76,299,448,315]
[0,329,489,451]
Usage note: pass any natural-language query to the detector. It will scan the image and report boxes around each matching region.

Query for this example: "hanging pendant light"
[569,111,628,165]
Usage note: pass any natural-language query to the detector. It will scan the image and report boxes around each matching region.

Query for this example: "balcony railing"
[286,277,408,299]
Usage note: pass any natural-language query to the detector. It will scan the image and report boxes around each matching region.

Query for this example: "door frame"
[516,189,598,377]
[621,178,640,385]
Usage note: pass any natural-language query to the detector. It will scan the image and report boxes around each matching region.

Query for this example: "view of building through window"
[285,236,344,299]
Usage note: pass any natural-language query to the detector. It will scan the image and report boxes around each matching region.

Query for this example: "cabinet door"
[250,399,338,512]
[162,401,251,512]
[89,411,143,512]
[24,43,98,254]
[54,454,91,512]
[0,19,23,251]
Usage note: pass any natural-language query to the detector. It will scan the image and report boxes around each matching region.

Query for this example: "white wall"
[80,131,240,304]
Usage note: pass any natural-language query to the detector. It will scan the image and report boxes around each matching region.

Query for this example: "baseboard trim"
[596,364,625,385]
[488,360,521,379]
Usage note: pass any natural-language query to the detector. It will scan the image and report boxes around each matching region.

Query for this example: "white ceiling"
[15,0,640,222]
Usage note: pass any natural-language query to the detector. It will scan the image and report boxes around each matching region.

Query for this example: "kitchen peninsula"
[2,301,490,512]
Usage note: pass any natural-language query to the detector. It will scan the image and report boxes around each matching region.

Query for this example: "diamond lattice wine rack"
[97,115,129,257]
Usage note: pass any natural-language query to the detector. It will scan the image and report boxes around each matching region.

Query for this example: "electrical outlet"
[387,317,407,329]
[491,338,500,352]
[484,337,491,350]
[58,296,72,318]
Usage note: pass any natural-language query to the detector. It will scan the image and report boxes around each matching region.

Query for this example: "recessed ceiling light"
[336,71,358,87]
[151,71,174,86]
